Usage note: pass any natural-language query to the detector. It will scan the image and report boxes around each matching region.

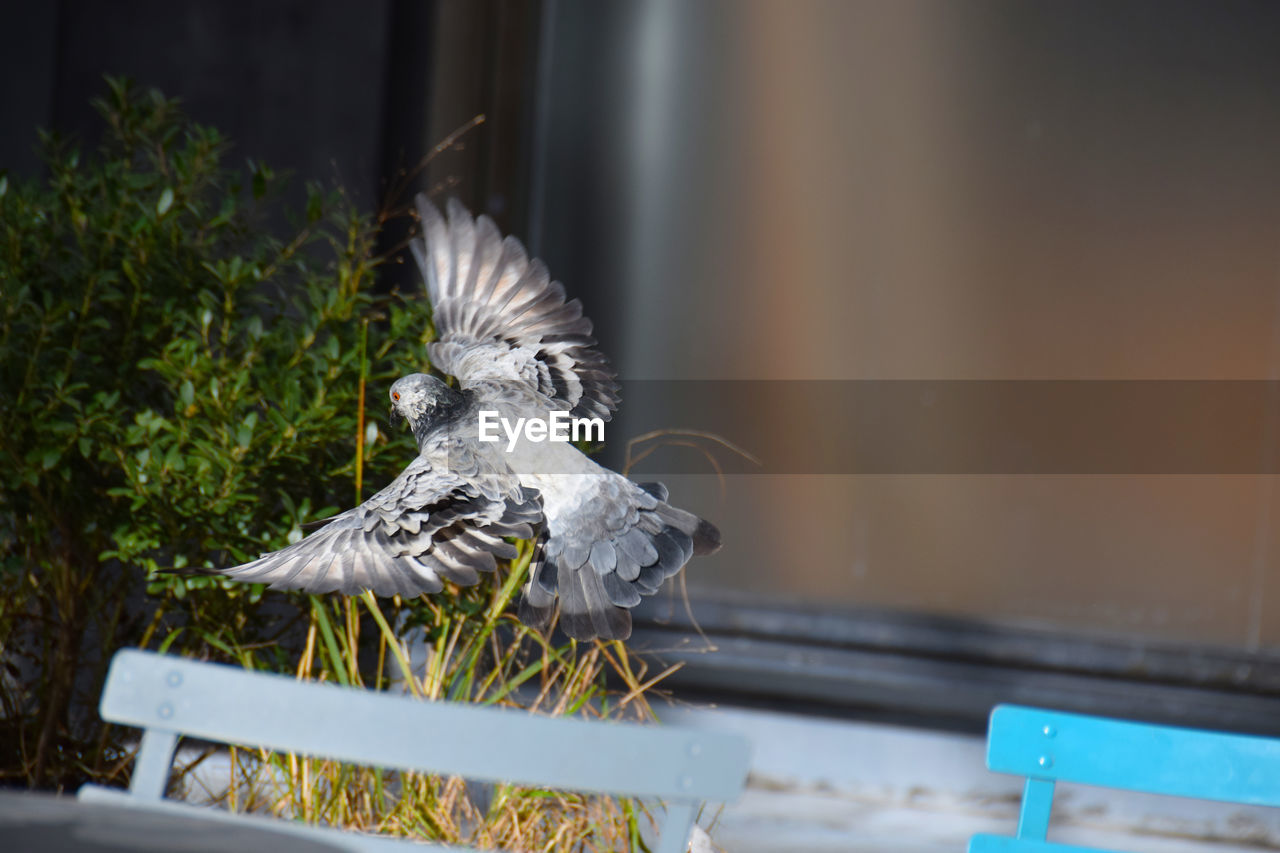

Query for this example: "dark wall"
[1,3,60,179]
[0,0,539,281]
[6,2,393,207]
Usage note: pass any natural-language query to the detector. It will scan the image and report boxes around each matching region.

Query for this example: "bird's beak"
[390,405,404,430]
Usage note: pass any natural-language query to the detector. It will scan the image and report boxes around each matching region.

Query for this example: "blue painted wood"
[969,834,1124,853]
[974,703,1280,853]
[85,648,751,851]
[1015,778,1054,840]
[988,705,1280,807]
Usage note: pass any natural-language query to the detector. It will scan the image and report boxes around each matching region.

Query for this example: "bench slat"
[969,833,1124,853]
[1016,778,1054,840]
[78,785,461,852]
[99,649,749,802]
[130,729,178,801]
[987,705,1280,807]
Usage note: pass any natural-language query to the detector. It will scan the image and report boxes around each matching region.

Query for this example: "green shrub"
[0,79,671,849]
[1,75,432,786]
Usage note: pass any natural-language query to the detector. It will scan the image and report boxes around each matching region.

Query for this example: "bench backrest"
[95,649,750,853]
[970,704,1280,853]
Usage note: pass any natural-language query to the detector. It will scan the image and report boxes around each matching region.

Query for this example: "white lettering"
[549,410,571,441]
[572,417,604,443]
[478,410,500,442]
[478,411,606,451]
[502,416,525,453]
[525,417,548,443]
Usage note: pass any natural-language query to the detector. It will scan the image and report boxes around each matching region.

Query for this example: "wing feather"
[216,449,542,598]
[412,196,620,421]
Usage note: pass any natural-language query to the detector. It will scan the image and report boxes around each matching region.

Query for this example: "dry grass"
[170,541,681,851]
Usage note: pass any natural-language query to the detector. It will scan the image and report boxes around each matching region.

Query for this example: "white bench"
[79,649,750,852]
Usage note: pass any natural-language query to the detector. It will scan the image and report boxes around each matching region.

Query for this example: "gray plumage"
[212,196,720,641]
[218,416,540,598]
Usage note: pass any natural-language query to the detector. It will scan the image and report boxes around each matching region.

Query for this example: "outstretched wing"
[411,196,619,421]
[217,453,542,598]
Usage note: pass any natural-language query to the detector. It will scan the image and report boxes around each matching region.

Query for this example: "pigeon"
[210,196,720,641]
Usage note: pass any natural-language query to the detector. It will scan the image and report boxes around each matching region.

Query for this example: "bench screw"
[167,671,183,687]
[158,702,174,720]
[1042,725,1056,738]
[1038,755,1053,768]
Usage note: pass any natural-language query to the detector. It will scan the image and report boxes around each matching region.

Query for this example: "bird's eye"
[392,392,401,401]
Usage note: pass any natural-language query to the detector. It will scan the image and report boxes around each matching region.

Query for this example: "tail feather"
[652,529,690,579]
[556,559,593,639]
[603,572,642,608]
[692,518,722,555]
[576,567,631,640]
[517,532,556,631]
[638,481,669,501]
[517,477,719,641]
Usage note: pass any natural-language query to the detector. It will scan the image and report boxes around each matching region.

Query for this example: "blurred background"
[8,0,1280,781]
[13,1,1280,848]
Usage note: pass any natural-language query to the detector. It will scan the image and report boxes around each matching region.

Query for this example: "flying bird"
[210,196,720,640]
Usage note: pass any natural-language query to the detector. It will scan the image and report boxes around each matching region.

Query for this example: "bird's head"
[390,373,466,445]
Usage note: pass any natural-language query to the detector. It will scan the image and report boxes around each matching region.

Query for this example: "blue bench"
[970,704,1280,853]
[79,649,751,853]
